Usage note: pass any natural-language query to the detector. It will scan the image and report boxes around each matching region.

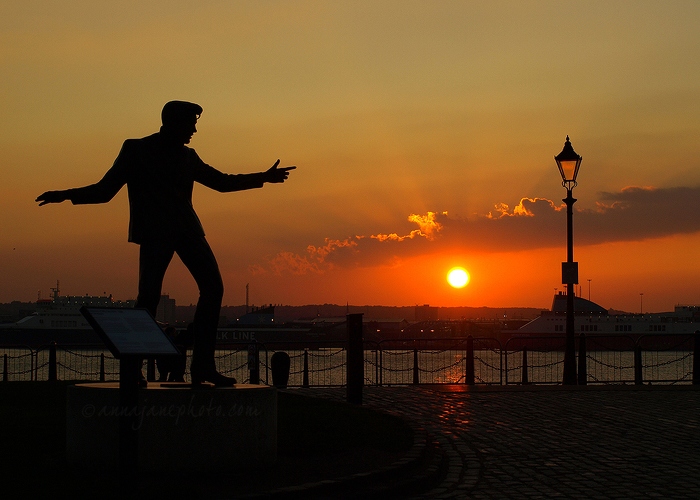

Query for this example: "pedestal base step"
[66,382,277,470]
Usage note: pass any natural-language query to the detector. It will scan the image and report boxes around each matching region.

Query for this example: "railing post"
[378,349,383,386]
[693,331,700,385]
[578,333,587,385]
[248,342,260,385]
[634,342,643,385]
[412,348,419,385]
[48,342,57,382]
[302,349,310,388]
[374,349,379,386]
[346,313,364,405]
[521,347,529,385]
[499,345,504,385]
[3,354,7,382]
[100,353,106,382]
[465,335,475,385]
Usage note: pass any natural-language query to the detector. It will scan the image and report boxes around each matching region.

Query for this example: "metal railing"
[503,333,698,385]
[2,332,700,386]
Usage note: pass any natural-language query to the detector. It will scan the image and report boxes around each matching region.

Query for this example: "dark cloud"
[264,186,700,273]
[584,186,700,244]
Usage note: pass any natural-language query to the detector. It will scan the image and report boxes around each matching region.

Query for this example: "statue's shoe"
[190,369,237,387]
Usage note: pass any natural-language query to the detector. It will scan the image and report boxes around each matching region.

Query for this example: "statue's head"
[161,101,203,145]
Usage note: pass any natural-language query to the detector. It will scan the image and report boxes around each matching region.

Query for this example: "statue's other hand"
[36,190,67,206]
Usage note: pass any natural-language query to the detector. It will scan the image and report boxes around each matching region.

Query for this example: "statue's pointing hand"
[266,160,296,183]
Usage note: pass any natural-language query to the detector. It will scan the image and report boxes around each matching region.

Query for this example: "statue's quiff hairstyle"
[161,101,203,125]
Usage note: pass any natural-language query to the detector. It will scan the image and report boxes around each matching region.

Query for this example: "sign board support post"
[118,355,141,476]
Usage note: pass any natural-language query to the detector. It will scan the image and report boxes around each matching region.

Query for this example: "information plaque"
[80,306,180,358]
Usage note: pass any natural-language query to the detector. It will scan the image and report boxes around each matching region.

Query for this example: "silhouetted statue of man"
[36,101,295,386]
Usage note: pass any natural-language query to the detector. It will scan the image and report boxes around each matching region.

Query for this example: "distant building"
[415,304,439,322]
[365,318,411,341]
[237,304,275,326]
[156,295,177,324]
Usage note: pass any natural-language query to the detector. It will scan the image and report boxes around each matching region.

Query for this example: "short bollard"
[270,351,290,389]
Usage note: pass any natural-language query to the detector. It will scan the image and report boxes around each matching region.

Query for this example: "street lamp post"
[588,279,592,301]
[555,135,582,385]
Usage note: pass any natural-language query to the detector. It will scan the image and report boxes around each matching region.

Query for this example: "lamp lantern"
[555,135,582,188]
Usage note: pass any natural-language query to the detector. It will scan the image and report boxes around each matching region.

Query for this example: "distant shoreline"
[0,300,545,324]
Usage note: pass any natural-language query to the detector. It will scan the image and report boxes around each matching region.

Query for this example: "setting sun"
[447,267,470,288]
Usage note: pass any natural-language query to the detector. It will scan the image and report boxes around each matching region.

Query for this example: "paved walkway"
[306,385,700,499]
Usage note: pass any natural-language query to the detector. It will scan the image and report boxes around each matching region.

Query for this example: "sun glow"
[447,267,470,288]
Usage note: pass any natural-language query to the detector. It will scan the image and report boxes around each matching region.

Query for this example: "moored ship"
[0,282,135,347]
[518,292,700,336]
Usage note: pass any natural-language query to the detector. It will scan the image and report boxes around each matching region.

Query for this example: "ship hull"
[0,328,104,348]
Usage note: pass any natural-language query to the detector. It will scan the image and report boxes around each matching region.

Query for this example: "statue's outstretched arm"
[36,141,131,206]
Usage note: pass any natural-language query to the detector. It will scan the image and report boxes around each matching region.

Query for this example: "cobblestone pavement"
[307,385,700,499]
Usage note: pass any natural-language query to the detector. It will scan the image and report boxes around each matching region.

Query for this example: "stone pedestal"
[66,382,276,471]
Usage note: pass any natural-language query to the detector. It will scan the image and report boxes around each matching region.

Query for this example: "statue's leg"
[135,242,174,315]
[176,235,236,386]
[135,242,175,385]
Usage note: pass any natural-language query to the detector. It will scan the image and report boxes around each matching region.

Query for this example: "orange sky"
[2,1,700,313]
